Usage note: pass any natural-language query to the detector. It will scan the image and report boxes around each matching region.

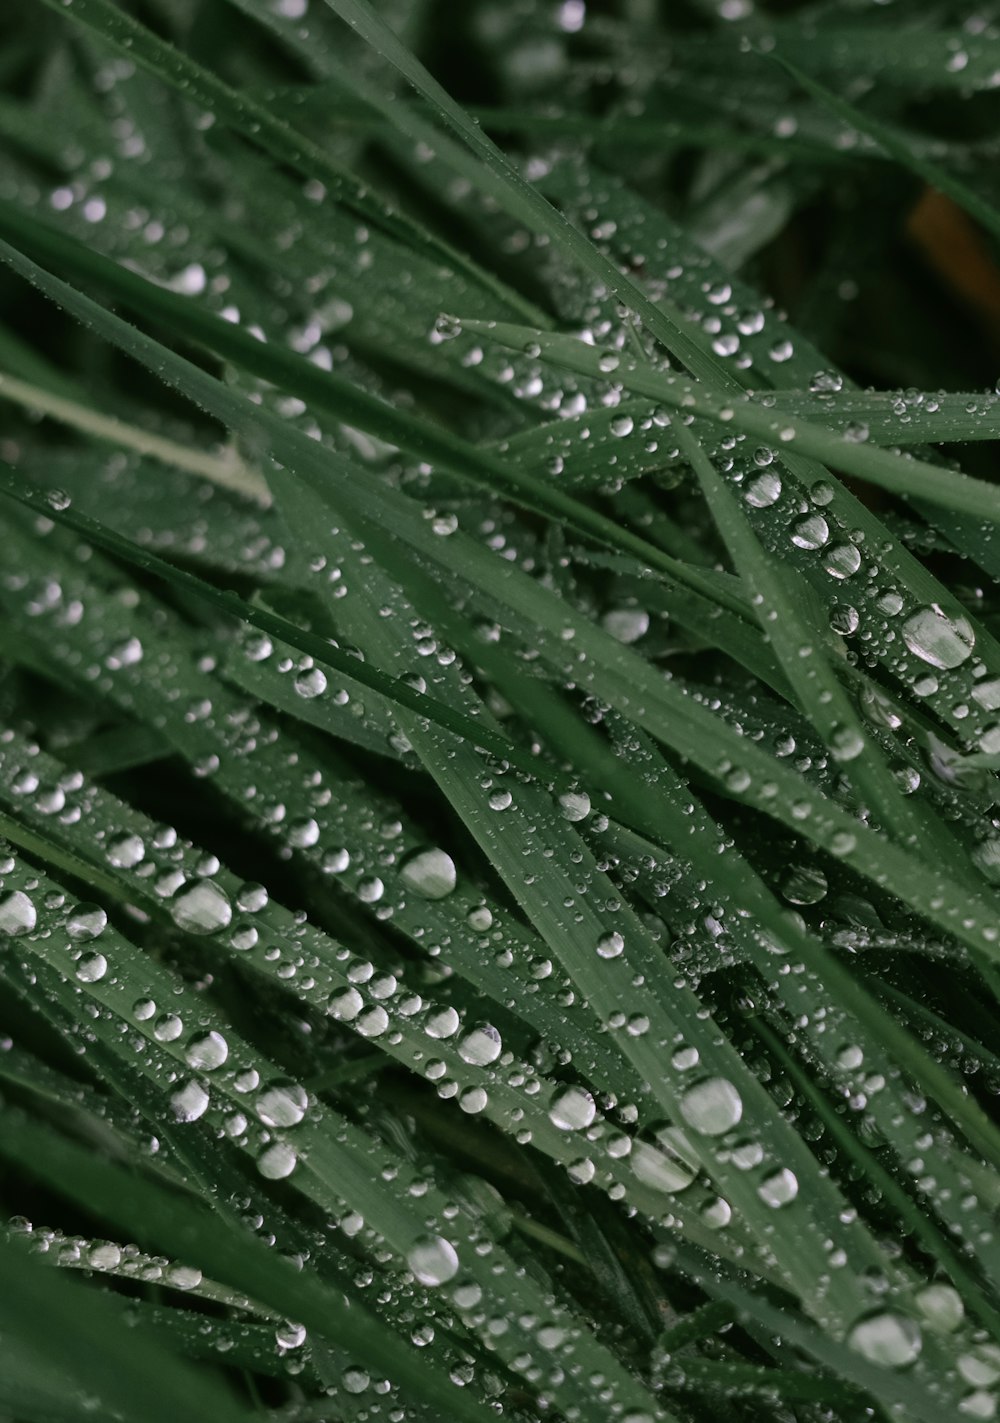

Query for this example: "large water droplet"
[602,609,649,644]
[902,605,975,669]
[678,1077,742,1136]
[916,1283,964,1333]
[757,1166,798,1208]
[558,790,592,822]
[848,1311,922,1367]
[75,951,108,983]
[424,1005,460,1040]
[400,848,457,900]
[170,880,233,935]
[744,471,781,508]
[185,1030,229,1071]
[67,903,108,941]
[790,513,829,550]
[255,1080,309,1127]
[170,1078,210,1123]
[630,1125,699,1194]
[107,833,145,869]
[0,890,36,936]
[257,1141,298,1179]
[457,1022,503,1066]
[407,1235,459,1287]
[548,1085,597,1131]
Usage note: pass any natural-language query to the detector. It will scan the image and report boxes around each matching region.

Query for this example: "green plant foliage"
[3,2,1000,1421]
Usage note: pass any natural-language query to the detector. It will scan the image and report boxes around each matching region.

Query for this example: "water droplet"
[153,1014,183,1045]
[167,1264,203,1290]
[916,1283,964,1333]
[602,608,650,644]
[810,371,844,394]
[678,1077,742,1136]
[276,1321,307,1350]
[757,1167,798,1207]
[329,987,364,1021]
[973,678,1000,712]
[75,951,108,983]
[287,817,320,848]
[256,1080,309,1127]
[782,864,827,905]
[106,637,143,671]
[744,472,781,508]
[0,890,36,936]
[294,667,327,699]
[458,1022,503,1065]
[257,1141,298,1179]
[791,514,829,550]
[558,790,591,822]
[902,605,975,669]
[185,1030,229,1071]
[170,1078,210,1123]
[425,1005,460,1040]
[831,724,865,762]
[170,880,233,935]
[824,543,861,580]
[630,1125,698,1193]
[548,1085,597,1131]
[831,605,860,636]
[596,930,624,959]
[88,1242,122,1270]
[67,903,107,941]
[356,1005,389,1038]
[407,1235,459,1287]
[848,1311,922,1368]
[400,848,457,900]
[107,833,145,868]
[236,882,269,913]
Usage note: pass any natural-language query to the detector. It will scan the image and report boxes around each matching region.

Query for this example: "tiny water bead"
[847,1311,922,1368]
[399,847,457,900]
[678,1077,742,1136]
[902,605,975,669]
[170,880,233,935]
[406,1235,459,1287]
[0,890,37,936]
